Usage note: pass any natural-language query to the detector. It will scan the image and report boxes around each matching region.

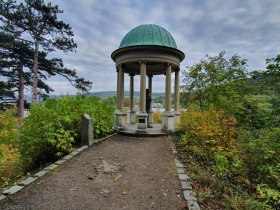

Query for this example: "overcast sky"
[46,0,280,95]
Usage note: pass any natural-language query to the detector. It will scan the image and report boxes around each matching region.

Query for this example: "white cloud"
[45,0,280,94]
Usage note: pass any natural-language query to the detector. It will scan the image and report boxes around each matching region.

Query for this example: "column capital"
[129,73,135,77]
[139,61,147,64]
[117,63,124,69]
[147,74,153,78]
[165,62,172,67]
[175,67,180,72]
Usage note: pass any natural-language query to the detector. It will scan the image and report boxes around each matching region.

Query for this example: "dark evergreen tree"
[0,0,79,103]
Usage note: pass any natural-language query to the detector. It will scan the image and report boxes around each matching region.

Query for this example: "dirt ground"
[0,135,185,210]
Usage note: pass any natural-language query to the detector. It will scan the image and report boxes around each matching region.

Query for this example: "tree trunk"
[31,40,39,104]
[18,61,24,126]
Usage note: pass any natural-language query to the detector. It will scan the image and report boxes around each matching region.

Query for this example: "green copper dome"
[119,24,177,49]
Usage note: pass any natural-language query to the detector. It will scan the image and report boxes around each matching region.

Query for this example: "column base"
[136,112,148,131]
[161,111,175,132]
[129,111,136,124]
[114,110,127,131]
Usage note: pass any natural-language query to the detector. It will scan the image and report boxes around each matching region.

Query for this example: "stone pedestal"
[114,110,127,131]
[148,111,153,124]
[129,111,136,124]
[162,111,175,132]
[136,112,148,132]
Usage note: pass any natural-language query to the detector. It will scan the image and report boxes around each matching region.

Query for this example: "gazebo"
[111,24,185,134]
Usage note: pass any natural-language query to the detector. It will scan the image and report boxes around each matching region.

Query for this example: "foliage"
[257,184,280,208]
[0,113,17,144]
[0,0,92,105]
[177,106,238,164]
[20,96,114,170]
[248,128,280,188]
[178,52,280,209]
[182,51,248,114]
[152,111,162,124]
[0,113,21,186]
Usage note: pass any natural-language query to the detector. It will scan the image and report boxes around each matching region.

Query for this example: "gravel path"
[0,135,185,210]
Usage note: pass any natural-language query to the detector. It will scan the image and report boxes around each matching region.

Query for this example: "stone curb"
[0,133,116,202]
[170,140,201,210]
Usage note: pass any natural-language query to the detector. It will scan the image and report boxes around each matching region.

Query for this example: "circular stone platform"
[118,124,166,137]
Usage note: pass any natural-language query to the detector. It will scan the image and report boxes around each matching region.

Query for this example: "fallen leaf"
[179,202,188,209]
[121,191,128,195]
[69,188,78,191]
[163,193,167,196]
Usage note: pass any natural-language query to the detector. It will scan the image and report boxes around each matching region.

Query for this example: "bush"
[20,96,114,170]
[0,113,21,186]
[177,106,238,165]
[152,111,162,124]
[238,128,280,189]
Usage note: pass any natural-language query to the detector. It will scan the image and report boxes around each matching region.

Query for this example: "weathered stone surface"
[62,154,74,160]
[55,159,67,165]
[76,145,88,153]
[44,164,58,171]
[3,185,24,195]
[70,150,79,156]
[81,114,93,146]
[0,194,6,201]
[187,199,201,210]
[183,190,197,201]
[177,168,185,174]
[34,170,49,177]
[179,174,189,181]
[81,145,88,150]
[175,162,184,168]
[181,181,192,190]
[18,177,38,186]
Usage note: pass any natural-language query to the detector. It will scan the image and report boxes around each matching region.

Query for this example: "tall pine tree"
[1,0,78,103]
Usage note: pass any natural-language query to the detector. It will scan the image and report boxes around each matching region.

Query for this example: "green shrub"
[0,113,21,186]
[177,106,238,164]
[257,184,280,209]
[249,128,280,188]
[152,111,162,124]
[20,96,114,170]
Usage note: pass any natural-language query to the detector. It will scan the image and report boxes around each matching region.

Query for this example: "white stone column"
[165,64,171,113]
[162,63,174,131]
[140,62,146,113]
[136,61,148,132]
[116,68,120,110]
[148,75,153,124]
[114,64,127,131]
[119,65,124,111]
[174,69,180,125]
[129,74,136,124]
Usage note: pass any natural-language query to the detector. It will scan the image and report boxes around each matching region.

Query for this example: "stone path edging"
[170,139,201,210]
[0,133,117,201]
